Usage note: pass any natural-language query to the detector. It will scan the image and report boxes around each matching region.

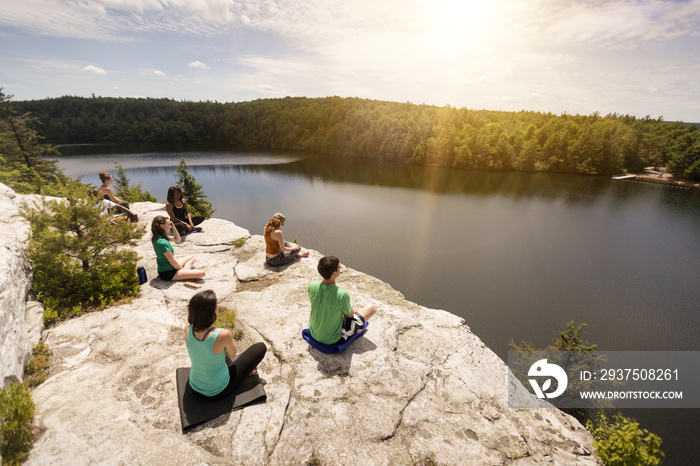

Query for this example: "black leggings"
[265,243,300,267]
[174,215,205,234]
[202,342,267,400]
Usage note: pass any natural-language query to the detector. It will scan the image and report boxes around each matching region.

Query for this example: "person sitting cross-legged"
[185,289,267,399]
[151,215,205,282]
[264,213,309,267]
[308,255,376,345]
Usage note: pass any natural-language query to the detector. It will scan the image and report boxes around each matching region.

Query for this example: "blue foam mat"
[302,322,368,353]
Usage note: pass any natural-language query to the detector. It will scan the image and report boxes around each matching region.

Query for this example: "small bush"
[586,412,664,466]
[42,306,59,327]
[215,307,236,329]
[215,307,245,340]
[0,383,35,464]
[24,342,52,387]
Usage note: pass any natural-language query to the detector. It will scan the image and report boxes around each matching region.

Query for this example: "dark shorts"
[158,268,177,281]
[337,313,366,344]
[265,245,300,267]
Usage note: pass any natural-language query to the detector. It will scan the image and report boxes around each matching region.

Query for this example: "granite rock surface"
[1,188,599,465]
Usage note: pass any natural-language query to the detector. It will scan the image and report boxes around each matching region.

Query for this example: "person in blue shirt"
[185,289,266,399]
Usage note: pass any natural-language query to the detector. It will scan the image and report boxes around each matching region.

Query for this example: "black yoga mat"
[176,366,267,432]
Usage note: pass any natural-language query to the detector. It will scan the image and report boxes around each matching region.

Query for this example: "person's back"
[308,280,350,344]
[308,256,377,345]
[186,326,229,396]
[185,290,267,400]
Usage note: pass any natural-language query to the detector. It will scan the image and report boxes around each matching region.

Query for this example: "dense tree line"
[11,95,700,180]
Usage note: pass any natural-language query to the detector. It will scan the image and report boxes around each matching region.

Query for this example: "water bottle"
[137,266,147,285]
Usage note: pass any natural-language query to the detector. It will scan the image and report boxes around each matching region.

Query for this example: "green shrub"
[21,178,144,325]
[215,307,244,340]
[42,306,59,327]
[24,342,52,388]
[215,307,237,329]
[0,384,35,464]
[586,412,664,466]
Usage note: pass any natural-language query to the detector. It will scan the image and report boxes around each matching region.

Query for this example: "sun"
[424,0,500,55]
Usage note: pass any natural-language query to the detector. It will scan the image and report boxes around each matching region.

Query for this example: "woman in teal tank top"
[185,290,267,399]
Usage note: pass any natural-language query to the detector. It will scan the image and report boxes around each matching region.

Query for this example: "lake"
[55,143,700,464]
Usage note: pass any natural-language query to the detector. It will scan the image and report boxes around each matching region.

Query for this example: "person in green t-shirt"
[308,255,377,345]
[151,215,205,281]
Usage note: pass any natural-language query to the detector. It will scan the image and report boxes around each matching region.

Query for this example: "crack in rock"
[392,324,423,351]
[380,370,432,441]
[266,380,294,462]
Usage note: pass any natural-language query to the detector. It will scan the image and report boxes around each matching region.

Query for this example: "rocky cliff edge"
[1,186,599,465]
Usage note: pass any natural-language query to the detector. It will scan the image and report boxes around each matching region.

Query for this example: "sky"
[1,0,699,122]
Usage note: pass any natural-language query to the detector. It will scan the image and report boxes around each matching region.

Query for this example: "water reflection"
[51,143,700,466]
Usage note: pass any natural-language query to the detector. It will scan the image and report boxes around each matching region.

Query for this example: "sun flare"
[424,0,501,55]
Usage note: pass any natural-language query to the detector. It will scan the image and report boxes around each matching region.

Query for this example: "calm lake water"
[56,143,700,464]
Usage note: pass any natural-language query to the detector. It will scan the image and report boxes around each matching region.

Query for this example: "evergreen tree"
[21,178,145,325]
[175,157,214,218]
[112,161,158,202]
[0,89,66,194]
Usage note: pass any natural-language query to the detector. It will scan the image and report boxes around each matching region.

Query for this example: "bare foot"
[299,251,310,258]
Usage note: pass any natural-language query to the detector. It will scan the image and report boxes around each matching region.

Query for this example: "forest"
[10,95,700,181]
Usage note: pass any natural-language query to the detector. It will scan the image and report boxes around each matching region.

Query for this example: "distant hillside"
[11,95,700,180]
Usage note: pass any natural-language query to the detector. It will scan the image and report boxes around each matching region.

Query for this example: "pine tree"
[21,178,145,325]
[112,161,158,202]
[0,88,66,194]
[175,157,214,218]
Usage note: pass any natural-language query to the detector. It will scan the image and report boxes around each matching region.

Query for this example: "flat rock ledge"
[18,200,600,465]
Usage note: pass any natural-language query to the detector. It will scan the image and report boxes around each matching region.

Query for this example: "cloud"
[84,65,107,75]
[0,0,240,41]
[2,0,698,51]
[188,60,210,69]
[530,0,700,49]
[153,70,166,76]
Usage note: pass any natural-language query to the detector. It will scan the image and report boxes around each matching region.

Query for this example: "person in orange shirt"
[263,213,309,266]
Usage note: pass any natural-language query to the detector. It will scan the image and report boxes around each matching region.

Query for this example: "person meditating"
[308,256,377,344]
[88,189,138,223]
[165,186,204,235]
[264,213,309,267]
[98,171,129,208]
[151,216,205,281]
[185,290,267,399]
